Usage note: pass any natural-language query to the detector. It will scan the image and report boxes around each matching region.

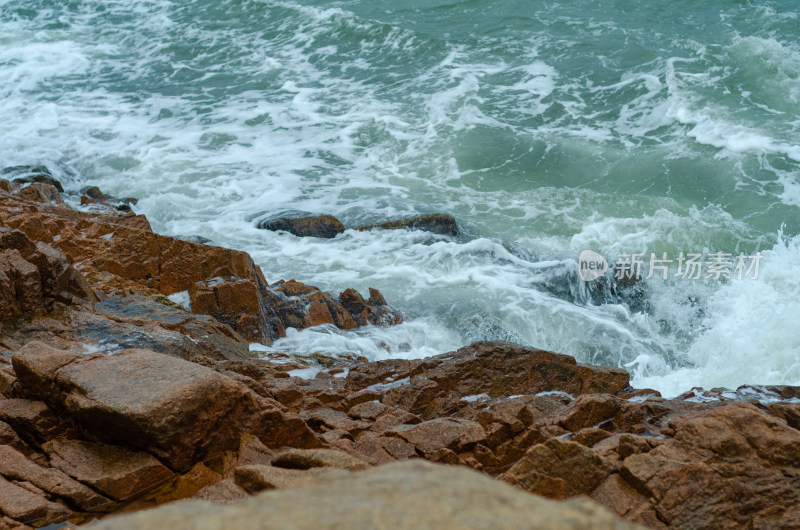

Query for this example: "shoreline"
[1,169,799,528]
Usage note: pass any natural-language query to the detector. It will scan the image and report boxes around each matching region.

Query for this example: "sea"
[2,0,799,397]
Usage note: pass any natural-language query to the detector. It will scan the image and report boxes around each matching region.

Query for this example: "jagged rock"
[0,229,96,322]
[338,288,402,326]
[257,214,345,239]
[354,214,458,236]
[189,278,280,345]
[43,439,174,501]
[345,342,630,419]
[14,183,64,205]
[91,460,643,530]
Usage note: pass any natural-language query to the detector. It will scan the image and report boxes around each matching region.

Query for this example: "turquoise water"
[2,0,800,395]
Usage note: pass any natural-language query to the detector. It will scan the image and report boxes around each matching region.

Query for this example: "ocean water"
[2,0,799,397]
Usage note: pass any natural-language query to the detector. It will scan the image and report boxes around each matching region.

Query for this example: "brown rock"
[43,439,174,501]
[194,478,249,505]
[558,395,625,432]
[258,214,345,239]
[0,399,67,445]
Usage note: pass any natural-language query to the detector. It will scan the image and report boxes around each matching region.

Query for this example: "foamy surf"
[2,0,799,397]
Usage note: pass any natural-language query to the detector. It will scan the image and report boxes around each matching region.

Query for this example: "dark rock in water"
[2,165,64,193]
[354,213,458,236]
[177,234,213,245]
[81,186,106,201]
[257,213,345,239]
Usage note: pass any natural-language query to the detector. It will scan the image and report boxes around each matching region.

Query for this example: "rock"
[0,444,109,511]
[500,438,615,499]
[0,474,71,526]
[338,288,402,327]
[257,214,345,239]
[345,341,630,419]
[270,448,369,471]
[558,395,625,432]
[43,439,174,501]
[91,460,643,530]
[14,347,317,470]
[354,214,458,236]
[616,402,800,528]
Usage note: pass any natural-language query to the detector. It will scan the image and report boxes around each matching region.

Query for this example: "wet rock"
[355,213,458,236]
[43,439,174,501]
[338,288,402,327]
[0,191,264,297]
[14,183,64,205]
[257,213,345,239]
[1,165,63,193]
[91,460,643,530]
[189,278,280,345]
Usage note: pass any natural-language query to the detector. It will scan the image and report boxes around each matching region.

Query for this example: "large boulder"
[90,460,643,530]
[12,347,319,471]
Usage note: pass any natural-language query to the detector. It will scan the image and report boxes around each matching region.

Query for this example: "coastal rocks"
[355,213,458,236]
[91,460,644,530]
[188,277,402,345]
[257,213,345,239]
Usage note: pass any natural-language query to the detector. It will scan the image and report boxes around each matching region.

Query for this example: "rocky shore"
[1,167,799,529]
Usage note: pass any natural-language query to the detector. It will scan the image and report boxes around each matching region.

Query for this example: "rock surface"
[355,213,458,236]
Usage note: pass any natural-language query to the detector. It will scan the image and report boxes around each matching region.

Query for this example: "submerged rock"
[257,213,345,239]
[355,213,458,236]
